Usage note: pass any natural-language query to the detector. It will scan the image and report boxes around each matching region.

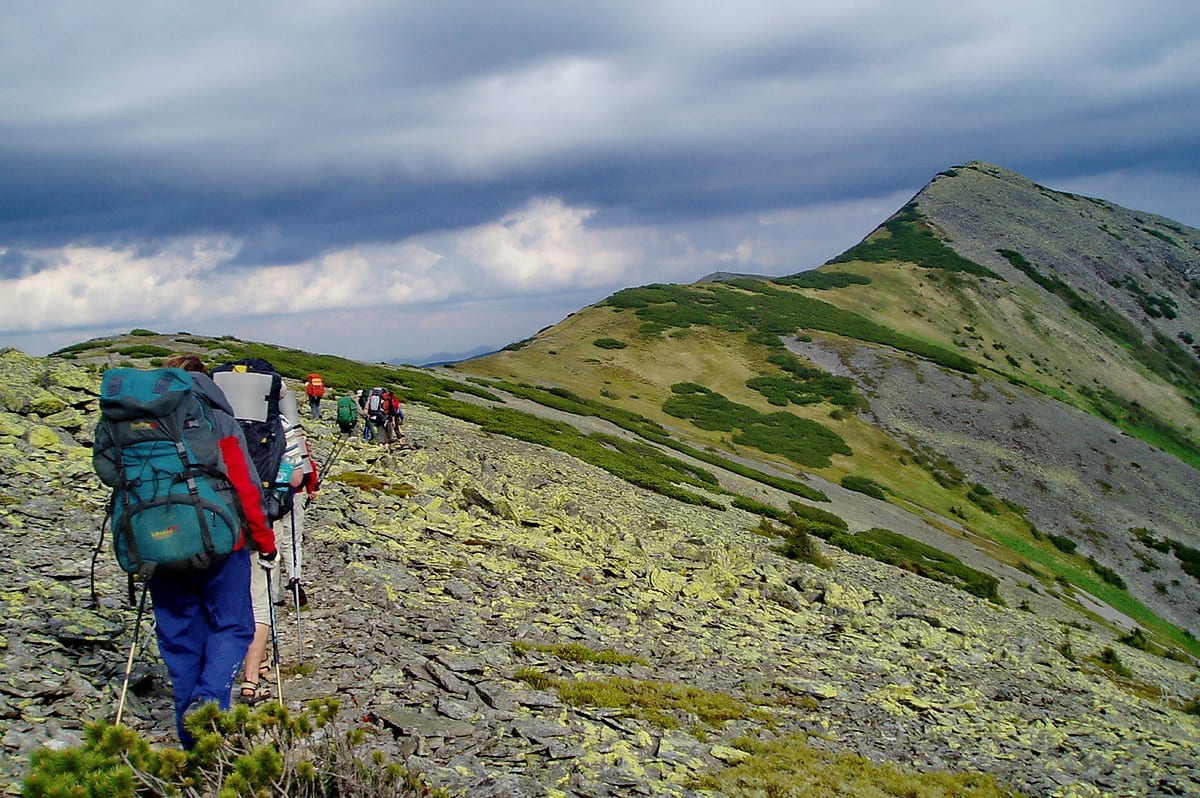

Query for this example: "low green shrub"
[116,345,175,358]
[747,352,864,410]
[787,501,848,532]
[830,527,1000,602]
[23,698,449,798]
[967,483,1004,515]
[513,640,646,665]
[1048,534,1077,554]
[1088,557,1127,589]
[1095,646,1133,678]
[732,496,789,520]
[841,475,886,500]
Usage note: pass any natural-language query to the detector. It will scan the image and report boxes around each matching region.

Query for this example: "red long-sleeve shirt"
[218,436,277,556]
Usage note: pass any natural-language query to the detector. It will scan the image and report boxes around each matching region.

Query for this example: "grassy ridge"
[473,378,830,503]
[664,382,852,469]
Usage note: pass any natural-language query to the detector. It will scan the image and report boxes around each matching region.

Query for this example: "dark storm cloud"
[2,1,1198,361]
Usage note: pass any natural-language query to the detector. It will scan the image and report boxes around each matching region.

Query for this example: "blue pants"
[149,547,254,748]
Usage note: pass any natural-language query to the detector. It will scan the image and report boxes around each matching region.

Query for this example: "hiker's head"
[165,354,210,375]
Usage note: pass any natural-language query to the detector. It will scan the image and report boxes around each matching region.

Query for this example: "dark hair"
[164,354,209,375]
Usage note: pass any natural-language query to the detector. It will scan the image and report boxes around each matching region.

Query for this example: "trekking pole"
[265,566,284,704]
[114,581,149,726]
[289,504,304,665]
[323,431,350,475]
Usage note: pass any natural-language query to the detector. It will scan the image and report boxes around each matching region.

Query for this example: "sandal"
[239,680,271,705]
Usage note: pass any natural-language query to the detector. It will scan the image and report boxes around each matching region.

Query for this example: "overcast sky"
[3,1,1198,364]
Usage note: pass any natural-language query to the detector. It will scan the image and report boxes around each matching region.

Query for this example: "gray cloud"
[1,1,1198,362]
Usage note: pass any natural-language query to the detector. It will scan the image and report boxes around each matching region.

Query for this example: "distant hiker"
[94,353,276,749]
[365,386,390,445]
[380,388,397,447]
[388,388,405,443]
[275,415,320,606]
[335,392,359,434]
[304,373,326,419]
[358,388,374,442]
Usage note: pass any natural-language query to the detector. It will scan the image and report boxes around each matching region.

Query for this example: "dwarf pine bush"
[23,698,450,798]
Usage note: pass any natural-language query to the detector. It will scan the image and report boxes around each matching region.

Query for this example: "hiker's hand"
[258,551,278,571]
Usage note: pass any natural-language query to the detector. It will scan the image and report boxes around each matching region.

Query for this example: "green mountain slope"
[455,161,1200,651]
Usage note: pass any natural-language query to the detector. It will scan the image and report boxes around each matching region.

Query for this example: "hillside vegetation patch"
[773,270,873,290]
[436,398,726,508]
[829,202,1003,280]
[513,669,764,730]
[697,733,1025,797]
[830,527,1001,602]
[664,383,852,469]
[606,281,977,374]
[840,474,887,500]
[479,379,828,502]
[996,248,1200,459]
[747,352,865,409]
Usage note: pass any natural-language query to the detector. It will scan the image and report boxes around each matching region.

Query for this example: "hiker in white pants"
[276,432,319,605]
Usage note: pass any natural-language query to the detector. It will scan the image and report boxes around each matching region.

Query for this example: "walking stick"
[115,581,149,726]
[265,566,283,704]
[322,431,350,476]
[289,504,304,665]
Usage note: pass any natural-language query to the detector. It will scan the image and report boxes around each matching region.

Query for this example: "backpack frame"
[211,358,292,522]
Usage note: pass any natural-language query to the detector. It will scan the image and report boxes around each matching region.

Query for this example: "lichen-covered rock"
[26,425,63,451]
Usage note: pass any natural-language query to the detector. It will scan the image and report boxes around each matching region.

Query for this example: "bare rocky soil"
[3,348,1200,797]
[785,335,1200,641]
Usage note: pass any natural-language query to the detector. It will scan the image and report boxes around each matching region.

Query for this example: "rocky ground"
[2,347,1199,797]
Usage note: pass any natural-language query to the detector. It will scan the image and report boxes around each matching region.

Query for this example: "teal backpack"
[336,395,358,427]
[93,368,245,578]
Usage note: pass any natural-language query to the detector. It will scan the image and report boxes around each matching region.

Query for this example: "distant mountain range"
[393,344,500,368]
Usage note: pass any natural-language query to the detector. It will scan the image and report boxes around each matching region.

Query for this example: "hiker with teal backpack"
[93,354,277,749]
[335,391,359,434]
